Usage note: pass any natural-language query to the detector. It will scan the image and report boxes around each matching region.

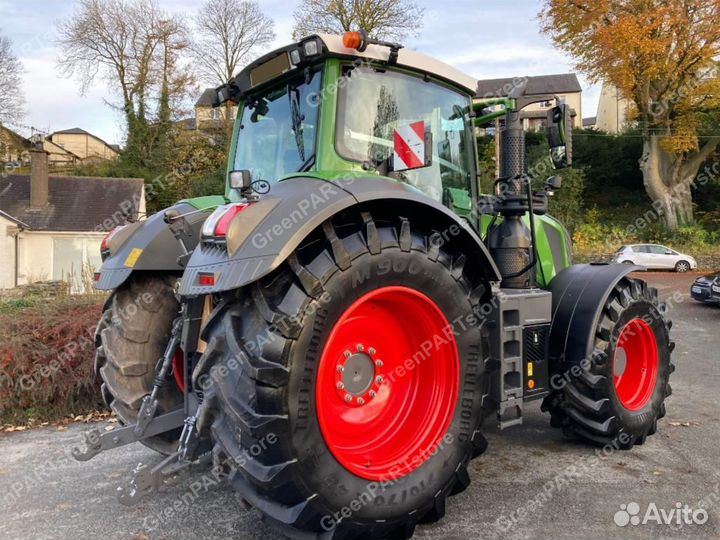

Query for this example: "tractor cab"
[216,33,480,218]
[214,32,573,287]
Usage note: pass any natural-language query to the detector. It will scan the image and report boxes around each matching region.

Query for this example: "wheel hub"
[334,344,383,406]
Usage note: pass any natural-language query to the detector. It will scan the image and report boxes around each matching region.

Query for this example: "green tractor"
[76,31,674,539]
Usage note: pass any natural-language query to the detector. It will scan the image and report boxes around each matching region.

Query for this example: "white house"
[0,147,145,289]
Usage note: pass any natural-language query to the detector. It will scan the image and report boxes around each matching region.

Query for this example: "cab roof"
[317,34,478,94]
[218,33,479,105]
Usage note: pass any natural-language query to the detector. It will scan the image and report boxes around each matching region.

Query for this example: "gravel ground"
[1,272,719,540]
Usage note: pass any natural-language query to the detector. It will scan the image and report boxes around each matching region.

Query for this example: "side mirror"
[229,170,252,192]
[546,104,572,169]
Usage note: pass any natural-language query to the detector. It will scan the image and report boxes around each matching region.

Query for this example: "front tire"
[195,212,490,538]
[542,277,674,448]
[675,260,691,273]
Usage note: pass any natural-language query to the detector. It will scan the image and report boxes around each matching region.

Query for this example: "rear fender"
[178,176,501,297]
[94,202,212,291]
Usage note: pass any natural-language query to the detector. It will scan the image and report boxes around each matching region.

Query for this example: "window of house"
[52,237,103,291]
[210,109,222,120]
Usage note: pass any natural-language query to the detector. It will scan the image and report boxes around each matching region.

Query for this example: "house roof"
[583,116,597,127]
[0,175,144,232]
[476,73,582,98]
[52,127,91,136]
[43,139,81,159]
[50,128,119,154]
[0,125,31,148]
[196,88,216,107]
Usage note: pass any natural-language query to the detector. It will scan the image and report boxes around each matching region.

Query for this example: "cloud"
[21,57,124,143]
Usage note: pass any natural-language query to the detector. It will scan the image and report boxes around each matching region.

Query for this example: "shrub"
[0,297,105,424]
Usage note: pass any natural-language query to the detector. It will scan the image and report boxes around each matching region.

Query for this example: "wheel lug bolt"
[375,360,383,368]
[369,390,376,398]
[344,394,352,403]
[356,344,364,352]
[337,382,344,390]
[357,398,365,405]
[337,365,344,372]
[376,376,384,384]
[368,347,376,356]
[344,350,351,358]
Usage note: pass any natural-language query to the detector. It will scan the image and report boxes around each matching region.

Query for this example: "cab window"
[336,65,475,215]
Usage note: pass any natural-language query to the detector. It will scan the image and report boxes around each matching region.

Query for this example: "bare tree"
[57,0,193,165]
[0,32,24,125]
[292,0,424,41]
[191,0,275,86]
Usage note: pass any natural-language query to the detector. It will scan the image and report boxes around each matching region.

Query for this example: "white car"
[613,244,698,272]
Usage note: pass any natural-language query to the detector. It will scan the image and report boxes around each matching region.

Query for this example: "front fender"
[94,202,211,291]
[178,176,501,297]
[547,263,644,370]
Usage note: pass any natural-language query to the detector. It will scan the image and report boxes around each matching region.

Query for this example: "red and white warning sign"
[393,121,427,171]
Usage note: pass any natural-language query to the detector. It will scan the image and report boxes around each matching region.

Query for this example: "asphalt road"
[1,272,719,540]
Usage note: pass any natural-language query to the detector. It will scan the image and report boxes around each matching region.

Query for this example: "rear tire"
[542,277,674,448]
[95,274,183,455]
[194,211,490,538]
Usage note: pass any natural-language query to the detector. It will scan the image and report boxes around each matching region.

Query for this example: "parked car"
[691,271,720,304]
[613,244,698,272]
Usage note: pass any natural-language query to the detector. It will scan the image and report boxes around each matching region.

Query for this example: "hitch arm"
[72,315,185,462]
[71,409,186,462]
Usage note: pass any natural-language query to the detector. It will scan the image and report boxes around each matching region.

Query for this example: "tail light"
[100,226,123,260]
[202,203,248,239]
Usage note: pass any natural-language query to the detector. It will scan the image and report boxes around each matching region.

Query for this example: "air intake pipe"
[487,110,536,289]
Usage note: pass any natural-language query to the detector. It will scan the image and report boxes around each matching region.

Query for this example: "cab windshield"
[233,69,321,182]
[336,65,476,212]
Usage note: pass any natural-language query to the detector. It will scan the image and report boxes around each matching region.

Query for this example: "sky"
[0,0,601,146]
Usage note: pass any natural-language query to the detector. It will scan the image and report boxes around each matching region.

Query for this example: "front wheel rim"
[613,319,659,410]
[316,286,459,481]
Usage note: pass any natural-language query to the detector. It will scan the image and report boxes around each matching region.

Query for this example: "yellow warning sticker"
[124,248,143,268]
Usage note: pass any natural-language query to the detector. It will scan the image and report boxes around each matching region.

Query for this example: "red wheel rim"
[172,349,185,393]
[316,286,459,481]
[613,319,658,410]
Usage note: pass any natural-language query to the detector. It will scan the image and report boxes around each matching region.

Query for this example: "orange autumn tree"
[540,0,720,229]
